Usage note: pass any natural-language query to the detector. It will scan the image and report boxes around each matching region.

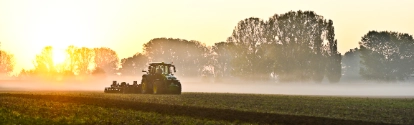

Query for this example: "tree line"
[0,10,413,83]
[119,11,343,83]
[342,31,414,82]
[18,46,119,81]
[0,42,16,76]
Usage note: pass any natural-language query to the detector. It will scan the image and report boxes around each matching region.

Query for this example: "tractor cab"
[143,62,176,75]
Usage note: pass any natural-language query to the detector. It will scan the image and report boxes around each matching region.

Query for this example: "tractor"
[104,62,182,94]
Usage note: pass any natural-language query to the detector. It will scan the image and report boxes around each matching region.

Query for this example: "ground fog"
[1,76,413,98]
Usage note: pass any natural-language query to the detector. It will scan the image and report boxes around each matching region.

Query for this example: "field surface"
[0,91,413,125]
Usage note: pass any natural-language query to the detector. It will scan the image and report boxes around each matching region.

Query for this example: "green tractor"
[104,62,182,94]
[141,62,182,94]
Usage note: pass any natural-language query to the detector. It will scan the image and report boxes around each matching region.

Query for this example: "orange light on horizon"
[52,48,67,66]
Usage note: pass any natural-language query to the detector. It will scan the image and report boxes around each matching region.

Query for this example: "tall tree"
[119,53,148,76]
[229,17,269,80]
[93,47,119,75]
[324,20,342,83]
[267,11,334,82]
[33,46,55,74]
[211,41,237,79]
[64,45,77,72]
[342,48,362,81]
[216,10,342,82]
[143,38,209,77]
[0,50,15,74]
[359,31,414,81]
[75,47,95,75]
[65,46,95,75]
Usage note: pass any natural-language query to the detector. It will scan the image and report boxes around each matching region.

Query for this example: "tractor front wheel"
[175,83,182,95]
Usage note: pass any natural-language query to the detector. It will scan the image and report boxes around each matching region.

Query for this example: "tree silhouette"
[66,47,94,75]
[33,46,55,77]
[93,47,119,75]
[228,17,270,80]
[211,41,237,79]
[359,31,414,81]
[64,45,77,73]
[119,53,148,76]
[342,48,362,81]
[143,38,209,77]
[210,10,342,82]
[91,67,106,79]
[15,10,347,83]
[324,20,342,83]
[23,45,118,81]
[0,50,15,74]
[265,11,341,82]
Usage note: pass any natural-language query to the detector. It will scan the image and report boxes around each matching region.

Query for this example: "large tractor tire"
[167,82,181,94]
[153,81,165,94]
[141,80,153,94]
[174,83,182,95]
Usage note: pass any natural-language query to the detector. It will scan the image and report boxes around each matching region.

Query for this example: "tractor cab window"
[149,66,155,74]
[154,65,171,75]
[164,66,170,74]
[156,66,163,74]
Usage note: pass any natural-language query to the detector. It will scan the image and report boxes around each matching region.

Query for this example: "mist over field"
[1,76,414,98]
[1,11,414,100]
[2,2,414,124]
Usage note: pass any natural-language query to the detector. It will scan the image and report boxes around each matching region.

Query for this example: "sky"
[0,0,413,73]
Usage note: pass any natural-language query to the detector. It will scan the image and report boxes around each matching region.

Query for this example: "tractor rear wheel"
[153,81,164,94]
[141,80,152,94]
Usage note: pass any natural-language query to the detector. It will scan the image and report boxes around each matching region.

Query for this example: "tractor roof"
[148,62,174,66]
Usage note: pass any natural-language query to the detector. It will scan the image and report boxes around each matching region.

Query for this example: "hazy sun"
[53,48,66,65]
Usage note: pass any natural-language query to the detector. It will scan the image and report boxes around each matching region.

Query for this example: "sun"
[53,48,67,65]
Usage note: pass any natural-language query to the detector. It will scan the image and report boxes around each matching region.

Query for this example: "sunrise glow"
[52,48,66,65]
[0,0,413,74]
